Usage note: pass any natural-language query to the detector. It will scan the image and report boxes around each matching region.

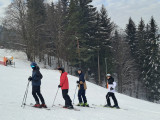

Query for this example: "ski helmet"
[106,74,111,77]
[30,62,37,68]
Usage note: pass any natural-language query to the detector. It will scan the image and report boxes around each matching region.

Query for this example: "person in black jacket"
[28,62,47,108]
[77,69,89,107]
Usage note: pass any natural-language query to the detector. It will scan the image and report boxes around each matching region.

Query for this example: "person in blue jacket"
[28,62,47,108]
[77,68,89,107]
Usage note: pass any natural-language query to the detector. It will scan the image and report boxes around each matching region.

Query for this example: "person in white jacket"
[104,74,120,109]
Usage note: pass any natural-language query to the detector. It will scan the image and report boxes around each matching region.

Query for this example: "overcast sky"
[0,0,160,29]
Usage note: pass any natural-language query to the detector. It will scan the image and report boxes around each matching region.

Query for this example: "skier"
[28,62,47,108]
[58,67,73,109]
[77,68,89,107]
[104,74,120,109]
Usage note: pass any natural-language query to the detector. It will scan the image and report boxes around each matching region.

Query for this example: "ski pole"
[52,87,59,107]
[21,81,29,107]
[22,81,30,108]
[21,81,30,108]
[23,82,30,108]
[72,85,78,104]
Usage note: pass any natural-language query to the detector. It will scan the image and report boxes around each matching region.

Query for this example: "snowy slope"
[0,49,160,120]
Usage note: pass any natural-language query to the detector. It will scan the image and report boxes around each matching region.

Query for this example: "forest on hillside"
[0,0,160,102]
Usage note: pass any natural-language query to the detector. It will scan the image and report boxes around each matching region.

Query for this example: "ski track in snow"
[0,49,160,120]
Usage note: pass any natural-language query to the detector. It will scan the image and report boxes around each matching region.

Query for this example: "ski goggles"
[31,65,35,68]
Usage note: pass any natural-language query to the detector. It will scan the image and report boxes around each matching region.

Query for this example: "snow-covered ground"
[0,49,160,120]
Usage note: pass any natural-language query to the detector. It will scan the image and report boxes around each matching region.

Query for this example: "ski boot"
[84,103,89,107]
[41,104,47,108]
[77,103,84,106]
[67,105,74,109]
[112,105,120,109]
[104,104,112,108]
[33,104,41,108]
[63,105,68,108]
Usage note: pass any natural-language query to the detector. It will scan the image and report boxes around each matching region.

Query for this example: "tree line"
[0,0,160,102]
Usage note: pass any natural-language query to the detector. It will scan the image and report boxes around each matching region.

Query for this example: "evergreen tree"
[144,17,160,101]
[137,18,146,64]
[136,18,146,98]
[65,0,81,67]
[78,0,98,75]
[65,0,97,69]
[88,5,114,84]
[126,18,137,57]
[26,0,46,61]
[98,5,114,74]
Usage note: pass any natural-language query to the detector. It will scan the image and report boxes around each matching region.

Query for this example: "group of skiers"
[28,62,120,109]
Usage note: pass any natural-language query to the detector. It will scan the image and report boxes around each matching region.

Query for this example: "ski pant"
[62,89,72,106]
[78,89,87,103]
[32,86,45,104]
[106,92,118,106]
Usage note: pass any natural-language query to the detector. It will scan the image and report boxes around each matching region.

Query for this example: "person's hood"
[62,72,68,76]
[37,66,40,70]
[33,66,40,71]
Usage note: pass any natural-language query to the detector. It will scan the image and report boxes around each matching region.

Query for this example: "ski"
[92,104,115,108]
[24,103,51,110]
[22,103,41,109]
[75,105,95,109]
[92,104,128,110]
[58,104,80,111]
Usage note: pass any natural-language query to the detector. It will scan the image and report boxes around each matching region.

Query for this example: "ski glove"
[79,81,84,84]
[28,76,32,81]
[76,81,80,84]
[110,87,114,90]
[58,85,61,88]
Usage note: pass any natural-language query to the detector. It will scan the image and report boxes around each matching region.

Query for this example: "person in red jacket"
[58,67,73,109]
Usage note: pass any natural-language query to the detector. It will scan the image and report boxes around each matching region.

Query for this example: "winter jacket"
[108,82,116,93]
[32,66,43,86]
[60,72,69,90]
[78,73,87,90]
[107,77,116,93]
[108,77,114,84]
